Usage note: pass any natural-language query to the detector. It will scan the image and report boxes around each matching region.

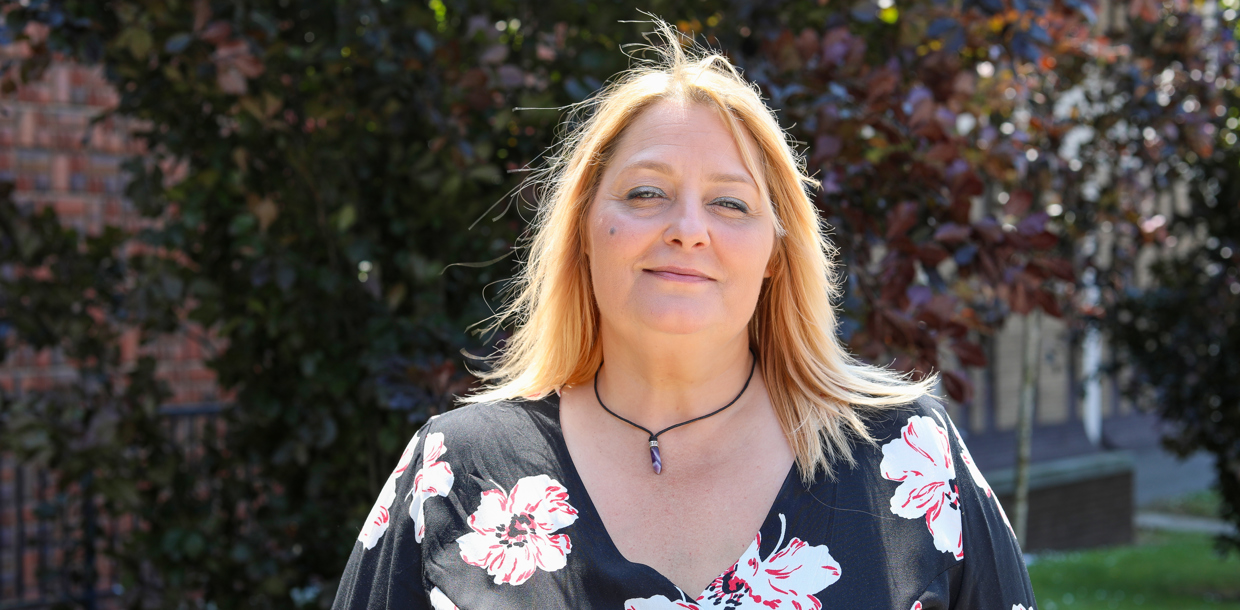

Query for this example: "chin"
[632,302,727,336]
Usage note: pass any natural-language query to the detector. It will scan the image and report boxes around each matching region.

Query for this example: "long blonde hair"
[465,21,935,482]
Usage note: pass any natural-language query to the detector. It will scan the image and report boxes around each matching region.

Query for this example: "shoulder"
[863,393,951,445]
[421,397,563,470]
[429,397,558,438]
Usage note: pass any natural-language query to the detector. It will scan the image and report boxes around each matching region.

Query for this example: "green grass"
[1029,531,1240,610]
[1140,489,1224,519]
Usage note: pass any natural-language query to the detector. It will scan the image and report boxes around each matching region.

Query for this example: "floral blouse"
[332,395,1037,610]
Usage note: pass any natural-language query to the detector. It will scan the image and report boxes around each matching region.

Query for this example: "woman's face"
[585,100,777,342]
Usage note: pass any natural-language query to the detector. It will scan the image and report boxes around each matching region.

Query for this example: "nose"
[663,194,710,250]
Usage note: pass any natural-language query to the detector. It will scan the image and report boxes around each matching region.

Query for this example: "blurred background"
[0,0,1237,608]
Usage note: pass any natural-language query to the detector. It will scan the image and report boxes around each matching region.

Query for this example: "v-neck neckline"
[542,392,802,602]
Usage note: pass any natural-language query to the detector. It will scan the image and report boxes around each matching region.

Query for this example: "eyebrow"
[619,159,757,188]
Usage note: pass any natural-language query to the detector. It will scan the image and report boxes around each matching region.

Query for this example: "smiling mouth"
[644,267,713,282]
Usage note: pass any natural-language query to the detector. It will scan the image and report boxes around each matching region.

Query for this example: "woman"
[334,23,1035,610]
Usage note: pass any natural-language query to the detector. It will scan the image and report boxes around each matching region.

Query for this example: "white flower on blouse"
[406,432,455,543]
[701,514,840,609]
[910,602,923,610]
[1013,605,1029,610]
[941,413,1016,537]
[357,432,420,550]
[427,587,459,610]
[880,414,964,559]
[626,514,841,610]
[456,474,579,585]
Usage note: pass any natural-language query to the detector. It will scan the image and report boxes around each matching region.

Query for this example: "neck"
[593,326,756,432]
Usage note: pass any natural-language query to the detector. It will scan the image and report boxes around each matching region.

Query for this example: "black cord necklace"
[593,352,757,475]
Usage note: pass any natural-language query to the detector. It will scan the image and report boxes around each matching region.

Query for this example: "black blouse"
[332,395,1037,610]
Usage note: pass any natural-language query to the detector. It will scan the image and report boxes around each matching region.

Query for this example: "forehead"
[606,99,763,180]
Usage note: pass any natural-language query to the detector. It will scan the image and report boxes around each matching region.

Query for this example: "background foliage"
[1105,92,1240,552]
[2,0,1238,607]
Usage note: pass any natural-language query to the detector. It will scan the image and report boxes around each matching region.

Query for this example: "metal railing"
[0,403,223,610]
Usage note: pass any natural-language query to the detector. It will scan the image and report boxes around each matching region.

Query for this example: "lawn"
[1028,530,1240,610]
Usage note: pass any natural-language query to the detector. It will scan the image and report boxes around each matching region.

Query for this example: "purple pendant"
[649,440,662,475]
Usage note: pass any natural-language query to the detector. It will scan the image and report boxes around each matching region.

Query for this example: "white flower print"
[456,474,579,585]
[406,432,455,543]
[626,514,841,610]
[880,414,964,559]
[1013,605,1030,610]
[357,432,420,550]
[428,587,459,610]
[910,602,923,610]
[941,413,1016,537]
[700,514,840,609]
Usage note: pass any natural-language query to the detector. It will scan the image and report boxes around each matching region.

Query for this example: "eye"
[626,186,666,200]
[712,197,750,213]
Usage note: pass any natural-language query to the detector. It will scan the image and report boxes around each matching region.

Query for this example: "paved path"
[1135,512,1236,535]
[1130,446,1216,507]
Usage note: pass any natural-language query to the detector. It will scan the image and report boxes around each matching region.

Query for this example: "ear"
[764,237,782,279]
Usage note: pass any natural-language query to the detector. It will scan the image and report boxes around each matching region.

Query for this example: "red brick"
[53,199,85,218]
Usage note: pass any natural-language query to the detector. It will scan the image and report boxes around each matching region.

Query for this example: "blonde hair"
[465,21,935,482]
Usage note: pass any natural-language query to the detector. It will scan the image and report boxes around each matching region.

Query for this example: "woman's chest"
[585,460,795,595]
[561,403,798,594]
[421,463,952,610]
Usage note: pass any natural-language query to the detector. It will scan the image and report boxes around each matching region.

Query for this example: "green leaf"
[121,27,153,59]
[336,204,357,232]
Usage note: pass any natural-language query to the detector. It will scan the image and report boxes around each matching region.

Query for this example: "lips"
[643,266,714,282]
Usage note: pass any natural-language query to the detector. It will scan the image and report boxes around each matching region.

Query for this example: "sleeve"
[943,410,1038,610]
[332,425,434,610]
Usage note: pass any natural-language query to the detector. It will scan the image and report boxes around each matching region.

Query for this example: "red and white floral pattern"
[910,602,923,610]
[406,432,455,543]
[625,514,841,610]
[357,432,421,550]
[456,474,579,585]
[1012,605,1030,610]
[941,414,1015,537]
[880,415,964,559]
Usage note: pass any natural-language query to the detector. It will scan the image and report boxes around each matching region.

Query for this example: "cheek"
[726,232,776,290]
[588,208,646,267]
[586,209,632,284]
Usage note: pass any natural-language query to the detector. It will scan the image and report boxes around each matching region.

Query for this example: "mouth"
[643,266,714,282]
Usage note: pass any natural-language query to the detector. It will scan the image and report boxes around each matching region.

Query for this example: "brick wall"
[1,54,219,606]
[0,56,220,406]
